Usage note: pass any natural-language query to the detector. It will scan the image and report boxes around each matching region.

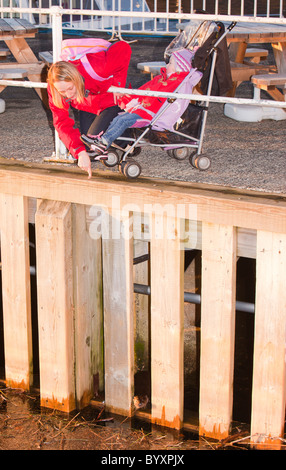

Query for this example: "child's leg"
[101,112,140,147]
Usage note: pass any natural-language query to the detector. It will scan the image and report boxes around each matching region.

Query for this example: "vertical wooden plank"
[134,239,150,372]
[199,222,237,439]
[0,193,32,390]
[150,213,184,429]
[102,209,134,416]
[72,204,103,408]
[35,200,75,412]
[251,231,286,448]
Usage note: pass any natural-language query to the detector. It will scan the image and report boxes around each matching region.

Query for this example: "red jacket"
[119,68,188,121]
[48,41,132,158]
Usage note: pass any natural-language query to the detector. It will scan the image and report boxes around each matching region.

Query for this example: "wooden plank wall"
[0,162,286,448]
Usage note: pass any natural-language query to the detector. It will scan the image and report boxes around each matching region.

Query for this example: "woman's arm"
[48,88,91,177]
[48,88,86,159]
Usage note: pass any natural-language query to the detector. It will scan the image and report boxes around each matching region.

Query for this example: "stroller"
[101,19,236,179]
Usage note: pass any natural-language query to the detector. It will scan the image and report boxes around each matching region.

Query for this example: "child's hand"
[119,98,128,109]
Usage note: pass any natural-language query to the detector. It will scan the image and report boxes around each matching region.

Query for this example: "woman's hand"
[113,91,125,105]
[77,150,92,179]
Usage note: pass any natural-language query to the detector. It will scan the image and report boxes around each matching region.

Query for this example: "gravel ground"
[0,31,285,195]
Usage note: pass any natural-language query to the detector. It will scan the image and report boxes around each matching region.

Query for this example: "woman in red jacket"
[47,40,132,178]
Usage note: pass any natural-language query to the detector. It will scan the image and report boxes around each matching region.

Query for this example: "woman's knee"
[87,106,121,135]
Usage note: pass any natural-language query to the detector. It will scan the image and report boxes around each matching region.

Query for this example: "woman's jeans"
[79,105,122,136]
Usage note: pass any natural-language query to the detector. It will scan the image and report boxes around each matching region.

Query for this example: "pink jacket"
[48,41,132,158]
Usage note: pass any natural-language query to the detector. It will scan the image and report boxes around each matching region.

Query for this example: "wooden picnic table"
[226,22,286,99]
[0,18,46,101]
[227,22,286,64]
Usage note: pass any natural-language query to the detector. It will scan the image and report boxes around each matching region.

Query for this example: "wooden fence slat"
[35,200,76,412]
[0,194,32,390]
[251,231,286,448]
[199,222,237,440]
[150,214,184,429]
[102,210,134,416]
[134,239,150,372]
[72,204,104,408]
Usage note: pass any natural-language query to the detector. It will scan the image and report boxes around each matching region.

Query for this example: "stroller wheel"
[119,160,126,175]
[167,147,190,161]
[190,154,211,171]
[102,149,120,168]
[122,159,142,179]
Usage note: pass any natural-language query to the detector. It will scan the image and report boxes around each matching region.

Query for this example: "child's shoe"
[81,134,108,159]
[87,149,108,161]
[81,133,96,147]
[90,141,107,155]
[81,133,106,153]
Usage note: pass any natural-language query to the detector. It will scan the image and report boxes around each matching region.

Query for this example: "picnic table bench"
[0,18,46,102]
[251,72,286,101]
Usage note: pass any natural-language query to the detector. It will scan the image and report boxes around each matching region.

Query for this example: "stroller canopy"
[164,20,219,61]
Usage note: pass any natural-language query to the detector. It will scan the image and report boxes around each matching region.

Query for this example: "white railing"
[1,0,286,35]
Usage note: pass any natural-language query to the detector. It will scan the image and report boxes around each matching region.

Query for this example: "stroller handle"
[227,21,237,32]
[211,21,237,52]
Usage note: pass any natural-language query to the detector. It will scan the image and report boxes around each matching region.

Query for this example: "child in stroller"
[81,19,234,179]
[81,48,202,160]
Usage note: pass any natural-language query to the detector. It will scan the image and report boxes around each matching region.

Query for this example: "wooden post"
[199,222,237,439]
[35,200,76,412]
[72,204,104,408]
[251,231,286,448]
[150,213,184,429]
[134,239,150,372]
[102,209,134,416]
[0,194,32,390]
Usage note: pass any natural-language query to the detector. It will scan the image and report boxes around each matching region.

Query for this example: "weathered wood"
[0,18,37,35]
[230,61,270,82]
[0,68,28,79]
[0,62,44,72]
[199,222,237,440]
[251,72,286,87]
[0,194,32,390]
[2,161,286,439]
[35,200,76,412]
[39,51,53,65]
[251,73,286,101]
[0,161,285,235]
[134,239,150,371]
[245,47,268,63]
[102,209,134,416]
[4,37,39,63]
[251,230,286,448]
[0,48,10,57]
[272,42,286,75]
[72,204,104,408]
[150,213,184,429]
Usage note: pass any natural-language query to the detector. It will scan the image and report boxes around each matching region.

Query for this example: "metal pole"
[133,283,255,314]
[48,6,70,161]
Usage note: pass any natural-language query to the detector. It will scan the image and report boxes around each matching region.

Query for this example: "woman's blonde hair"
[47,61,85,108]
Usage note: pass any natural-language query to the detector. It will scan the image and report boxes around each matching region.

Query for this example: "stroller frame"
[103,21,236,179]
